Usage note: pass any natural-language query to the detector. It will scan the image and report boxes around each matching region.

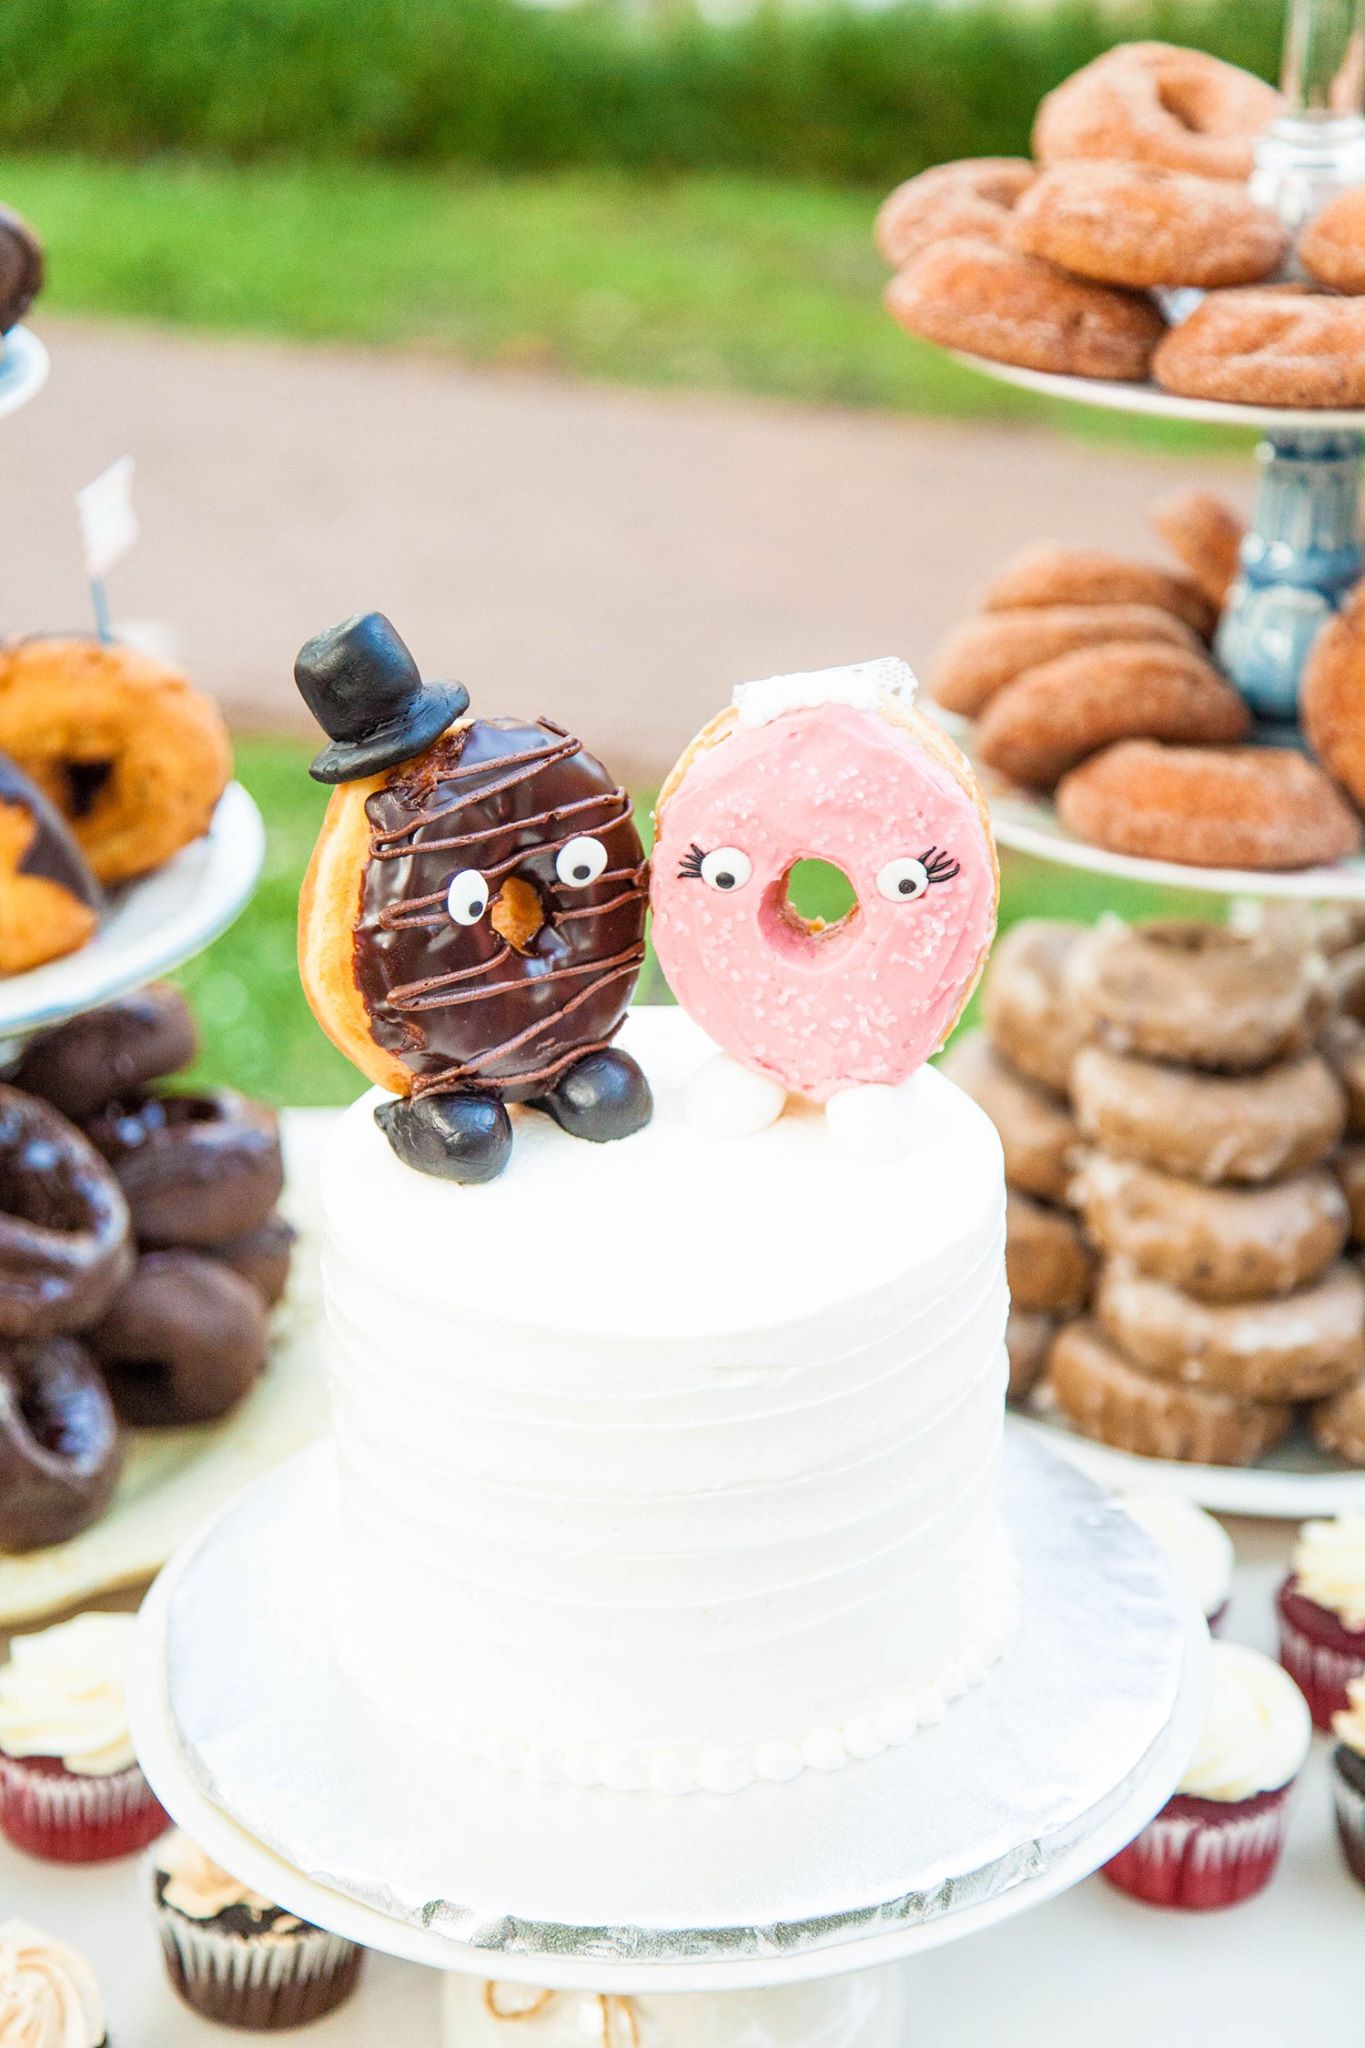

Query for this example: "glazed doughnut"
[12,985,196,1121]
[980,917,1090,1095]
[0,638,232,886]
[84,1090,283,1249]
[1311,1375,1365,1466]
[973,640,1249,789]
[1071,1043,1345,1183]
[1007,162,1286,289]
[875,158,1034,268]
[1045,1319,1292,1467]
[1300,187,1365,294]
[1096,1258,1365,1402]
[929,603,1199,718]
[938,1029,1078,1202]
[1149,487,1245,609]
[1006,1190,1094,1315]
[0,1088,132,1339]
[1006,1309,1056,1403]
[651,662,998,1107]
[1303,582,1365,810]
[1324,941,1365,1133]
[0,207,42,334]
[202,1213,295,1308]
[1032,42,1284,183]
[1336,1143,1365,1243]
[1066,917,1320,1072]
[1153,287,1365,408]
[1056,741,1363,871]
[0,1336,121,1551]
[1069,1152,1349,1302]
[89,1251,269,1426]
[0,753,104,975]
[885,238,1165,382]
[981,544,1216,640]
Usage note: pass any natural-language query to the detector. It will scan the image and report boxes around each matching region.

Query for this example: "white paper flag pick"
[77,456,138,579]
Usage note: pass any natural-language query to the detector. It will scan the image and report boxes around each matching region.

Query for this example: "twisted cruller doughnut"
[1154,287,1365,409]
[1300,187,1365,295]
[982,544,1216,639]
[1008,162,1286,290]
[875,159,1034,268]
[929,604,1198,718]
[0,1088,132,1339]
[1047,1319,1292,1467]
[1033,43,1283,183]
[1071,1043,1345,1184]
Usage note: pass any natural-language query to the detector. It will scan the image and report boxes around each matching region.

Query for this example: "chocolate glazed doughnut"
[90,1251,268,1426]
[13,984,196,1121]
[0,1088,132,1338]
[84,1090,283,1248]
[0,1336,121,1550]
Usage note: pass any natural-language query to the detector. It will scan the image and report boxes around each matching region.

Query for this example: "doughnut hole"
[762,859,861,964]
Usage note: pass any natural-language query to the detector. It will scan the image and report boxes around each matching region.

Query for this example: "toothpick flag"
[76,457,138,642]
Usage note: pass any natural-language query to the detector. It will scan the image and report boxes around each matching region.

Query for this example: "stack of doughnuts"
[1050,920,1363,1467]
[0,985,293,1553]
[929,497,1364,873]
[940,919,1093,1399]
[879,40,1365,408]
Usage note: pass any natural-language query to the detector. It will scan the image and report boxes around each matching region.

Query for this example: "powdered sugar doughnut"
[651,661,998,1125]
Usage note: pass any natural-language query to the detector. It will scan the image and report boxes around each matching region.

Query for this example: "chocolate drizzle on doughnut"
[355,718,648,1101]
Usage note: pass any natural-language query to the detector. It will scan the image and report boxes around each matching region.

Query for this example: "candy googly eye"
[693,847,752,892]
[876,856,930,903]
[446,870,490,925]
[555,836,609,889]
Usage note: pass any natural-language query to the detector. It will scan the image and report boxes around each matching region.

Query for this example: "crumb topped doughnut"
[1033,42,1283,183]
[1303,582,1365,811]
[929,603,1199,717]
[0,639,231,887]
[1056,741,1363,871]
[1300,187,1365,294]
[651,660,998,1118]
[1008,162,1286,290]
[981,544,1216,639]
[875,158,1034,268]
[1154,287,1365,408]
[885,238,1165,382]
[1149,488,1245,609]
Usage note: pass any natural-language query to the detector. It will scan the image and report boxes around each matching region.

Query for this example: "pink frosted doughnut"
[651,663,999,1101]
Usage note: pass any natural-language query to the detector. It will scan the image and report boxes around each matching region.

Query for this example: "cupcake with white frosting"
[1276,1512,1365,1728]
[1330,1675,1365,1887]
[1103,1641,1311,1909]
[1121,1493,1234,1633]
[151,1828,363,2030]
[0,1610,168,1862]
[0,1920,105,2047]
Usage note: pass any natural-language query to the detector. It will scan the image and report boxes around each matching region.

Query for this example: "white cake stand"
[0,781,265,1043]
[129,1427,1207,2001]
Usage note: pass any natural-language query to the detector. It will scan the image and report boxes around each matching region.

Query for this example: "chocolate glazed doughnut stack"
[1049,920,1362,1468]
[940,918,1094,1402]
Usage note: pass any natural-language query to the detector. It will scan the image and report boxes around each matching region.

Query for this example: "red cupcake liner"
[0,1752,170,1862]
[1276,1576,1365,1731]
[1103,1785,1292,1910]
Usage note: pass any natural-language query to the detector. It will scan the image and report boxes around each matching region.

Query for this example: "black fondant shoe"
[374,1092,512,1183]
[531,1048,653,1143]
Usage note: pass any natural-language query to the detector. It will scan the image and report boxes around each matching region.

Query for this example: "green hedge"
[4,0,1282,183]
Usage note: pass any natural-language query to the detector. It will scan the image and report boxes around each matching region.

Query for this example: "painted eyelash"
[677,843,706,880]
[920,846,960,884]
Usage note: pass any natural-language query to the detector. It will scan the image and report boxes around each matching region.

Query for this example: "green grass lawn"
[10,154,1237,453]
[182,738,1202,1107]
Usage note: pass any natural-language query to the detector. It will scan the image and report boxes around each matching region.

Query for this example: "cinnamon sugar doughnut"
[885,238,1165,382]
[1033,42,1283,184]
[1149,487,1245,609]
[1071,1043,1346,1183]
[929,603,1198,717]
[939,1030,1078,1202]
[1096,1258,1365,1402]
[1046,1319,1292,1467]
[1153,287,1365,408]
[1006,1190,1094,1314]
[1056,741,1363,871]
[1008,162,1286,289]
[974,640,1248,789]
[1300,187,1365,294]
[875,158,1034,268]
[1312,1374,1365,1465]
[1336,1141,1365,1242]
[1067,917,1320,1072]
[1007,1309,1056,1403]
[982,544,1216,639]
[1070,1152,1349,1302]
[981,917,1090,1094]
[1303,582,1365,810]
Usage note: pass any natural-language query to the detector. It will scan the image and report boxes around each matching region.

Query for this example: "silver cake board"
[130,1428,1208,1995]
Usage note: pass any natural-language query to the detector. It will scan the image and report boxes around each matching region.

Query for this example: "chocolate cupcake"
[0,1919,106,2045]
[1331,1675,1365,1887]
[1277,1512,1365,1729]
[151,1829,363,2030]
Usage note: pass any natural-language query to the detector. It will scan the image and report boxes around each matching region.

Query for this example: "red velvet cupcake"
[1104,1641,1310,1911]
[1277,1514,1365,1730]
[0,1611,169,1863]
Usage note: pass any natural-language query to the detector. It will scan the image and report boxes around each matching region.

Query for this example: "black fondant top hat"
[295,612,469,784]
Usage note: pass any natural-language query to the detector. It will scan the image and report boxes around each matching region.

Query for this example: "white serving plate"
[949,350,1365,434]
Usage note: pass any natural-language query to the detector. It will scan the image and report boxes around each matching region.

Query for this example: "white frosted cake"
[322,1007,1012,1795]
